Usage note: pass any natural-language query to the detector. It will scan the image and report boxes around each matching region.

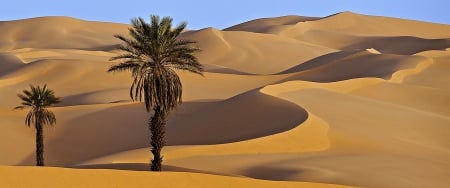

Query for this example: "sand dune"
[0,16,129,50]
[227,12,450,54]
[77,78,450,188]
[259,82,450,188]
[1,12,450,188]
[415,48,450,58]
[181,27,334,74]
[227,12,450,38]
[291,29,450,55]
[0,54,24,75]
[404,56,450,90]
[279,49,369,74]
[281,11,450,38]
[341,36,450,55]
[3,90,307,166]
[352,81,450,116]
[79,105,329,166]
[165,90,308,145]
[0,166,351,188]
[201,63,252,74]
[284,50,427,82]
[0,58,289,107]
[224,15,320,33]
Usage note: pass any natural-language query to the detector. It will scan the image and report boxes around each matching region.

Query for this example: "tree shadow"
[73,163,235,177]
[242,165,304,181]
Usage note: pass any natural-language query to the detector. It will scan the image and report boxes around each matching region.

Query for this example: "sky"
[1,0,449,29]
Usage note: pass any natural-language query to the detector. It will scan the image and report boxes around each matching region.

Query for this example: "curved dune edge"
[255,79,450,187]
[262,78,384,95]
[389,56,434,83]
[413,48,450,58]
[75,77,449,188]
[181,27,335,74]
[80,96,330,165]
[80,78,383,165]
[10,48,115,63]
[0,166,352,188]
[280,50,426,83]
[6,89,310,166]
[7,48,65,61]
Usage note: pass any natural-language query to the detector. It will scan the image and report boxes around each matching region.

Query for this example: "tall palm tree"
[108,15,203,171]
[15,84,61,166]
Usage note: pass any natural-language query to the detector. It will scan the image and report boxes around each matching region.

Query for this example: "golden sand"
[1,12,449,188]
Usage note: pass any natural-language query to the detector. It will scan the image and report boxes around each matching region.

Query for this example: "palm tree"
[15,84,61,166]
[108,15,203,171]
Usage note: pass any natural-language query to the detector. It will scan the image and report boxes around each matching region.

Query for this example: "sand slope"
[0,166,351,188]
[0,16,129,50]
[1,12,450,188]
[224,15,320,33]
[227,12,450,54]
[226,12,450,38]
[181,27,334,74]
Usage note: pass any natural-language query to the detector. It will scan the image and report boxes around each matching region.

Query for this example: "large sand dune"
[1,12,449,188]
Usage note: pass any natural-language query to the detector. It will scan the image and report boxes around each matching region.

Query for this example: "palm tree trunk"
[149,105,167,171]
[35,122,44,166]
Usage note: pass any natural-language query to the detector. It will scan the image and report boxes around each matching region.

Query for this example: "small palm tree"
[15,84,60,166]
[108,15,203,171]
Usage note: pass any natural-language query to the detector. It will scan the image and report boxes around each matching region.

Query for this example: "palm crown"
[15,84,61,127]
[108,15,203,112]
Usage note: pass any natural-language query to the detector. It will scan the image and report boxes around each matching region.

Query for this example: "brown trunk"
[35,121,44,166]
[149,105,166,171]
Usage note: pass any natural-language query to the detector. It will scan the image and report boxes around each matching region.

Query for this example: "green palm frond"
[15,84,60,127]
[109,15,203,112]
[108,61,141,73]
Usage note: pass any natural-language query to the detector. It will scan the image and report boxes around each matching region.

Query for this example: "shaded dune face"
[1,12,450,188]
[0,54,24,75]
[14,90,307,166]
[340,36,450,55]
[165,90,308,145]
[283,51,428,82]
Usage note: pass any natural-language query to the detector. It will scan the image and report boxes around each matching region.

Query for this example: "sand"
[0,166,350,188]
[1,12,449,188]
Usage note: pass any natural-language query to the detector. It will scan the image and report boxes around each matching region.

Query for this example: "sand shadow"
[73,163,236,177]
[17,90,308,167]
[242,165,303,181]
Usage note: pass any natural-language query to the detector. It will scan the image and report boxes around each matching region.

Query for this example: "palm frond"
[14,105,27,110]
[109,15,203,112]
[108,62,141,73]
[25,110,33,127]
[165,59,203,75]
[17,94,32,105]
[15,84,60,127]
[40,109,57,126]
[172,22,187,37]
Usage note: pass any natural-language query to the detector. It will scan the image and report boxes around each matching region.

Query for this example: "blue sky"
[1,0,448,29]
